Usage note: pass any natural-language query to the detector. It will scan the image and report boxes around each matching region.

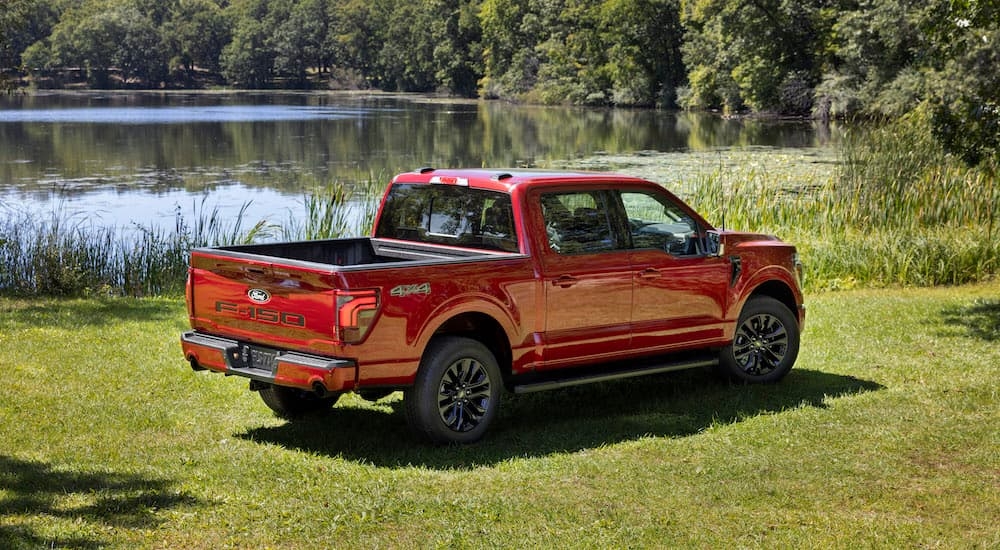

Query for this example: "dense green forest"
[1,0,998,163]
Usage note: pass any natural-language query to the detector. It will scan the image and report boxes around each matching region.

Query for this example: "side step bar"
[512,356,718,394]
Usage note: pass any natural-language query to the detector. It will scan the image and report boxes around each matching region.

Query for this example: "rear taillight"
[185,268,194,318]
[334,289,380,344]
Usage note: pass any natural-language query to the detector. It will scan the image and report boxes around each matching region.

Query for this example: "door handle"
[638,268,661,280]
[552,275,578,288]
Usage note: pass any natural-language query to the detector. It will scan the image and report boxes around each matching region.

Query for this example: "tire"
[718,296,800,384]
[258,384,340,418]
[404,336,503,444]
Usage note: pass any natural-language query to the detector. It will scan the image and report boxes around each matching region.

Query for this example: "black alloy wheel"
[719,296,800,383]
[405,336,502,444]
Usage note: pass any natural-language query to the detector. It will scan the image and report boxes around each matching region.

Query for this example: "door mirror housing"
[706,231,724,257]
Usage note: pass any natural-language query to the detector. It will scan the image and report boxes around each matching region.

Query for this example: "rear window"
[375,183,518,252]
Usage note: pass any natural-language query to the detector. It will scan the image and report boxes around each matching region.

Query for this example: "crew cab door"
[619,189,730,351]
[534,190,632,368]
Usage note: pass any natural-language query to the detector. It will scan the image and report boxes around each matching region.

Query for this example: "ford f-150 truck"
[181,168,805,444]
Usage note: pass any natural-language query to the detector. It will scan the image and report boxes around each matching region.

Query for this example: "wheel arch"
[747,280,801,324]
[430,312,513,386]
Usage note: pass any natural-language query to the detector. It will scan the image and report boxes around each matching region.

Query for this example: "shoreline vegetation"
[0,175,383,297]
[2,0,997,296]
[1,109,997,297]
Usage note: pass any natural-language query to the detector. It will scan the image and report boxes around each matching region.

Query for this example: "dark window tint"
[541,191,619,254]
[375,184,518,252]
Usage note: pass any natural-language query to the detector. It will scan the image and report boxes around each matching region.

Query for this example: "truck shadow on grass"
[0,455,201,549]
[238,368,883,469]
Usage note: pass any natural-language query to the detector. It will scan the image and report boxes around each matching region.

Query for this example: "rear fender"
[413,293,523,371]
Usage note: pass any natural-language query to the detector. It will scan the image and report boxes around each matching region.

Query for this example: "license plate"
[241,345,278,373]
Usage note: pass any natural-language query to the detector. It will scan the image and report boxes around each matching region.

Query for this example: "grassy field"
[1,282,998,548]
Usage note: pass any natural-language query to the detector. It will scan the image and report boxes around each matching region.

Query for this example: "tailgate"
[187,250,377,354]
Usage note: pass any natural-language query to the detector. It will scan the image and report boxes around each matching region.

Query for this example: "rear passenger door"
[620,189,730,352]
[536,190,632,368]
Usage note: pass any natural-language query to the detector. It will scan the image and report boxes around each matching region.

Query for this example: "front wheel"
[718,296,800,384]
[404,336,503,444]
[257,384,341,418]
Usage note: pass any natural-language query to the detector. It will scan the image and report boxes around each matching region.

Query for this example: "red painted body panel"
[182,168,805,395]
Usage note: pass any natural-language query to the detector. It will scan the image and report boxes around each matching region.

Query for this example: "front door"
[620,190,730,352]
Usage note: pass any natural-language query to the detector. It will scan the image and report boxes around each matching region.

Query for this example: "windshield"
[375,183,518,253]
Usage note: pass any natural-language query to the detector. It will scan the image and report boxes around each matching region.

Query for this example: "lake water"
[0,91,837,235]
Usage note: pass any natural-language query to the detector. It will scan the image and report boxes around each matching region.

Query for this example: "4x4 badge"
[390,283,431,297]
[247,288,271,304]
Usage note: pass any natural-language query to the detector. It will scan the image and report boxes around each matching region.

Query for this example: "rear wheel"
[257,384,340,418]
[404,336,502,444]
[718,296,800,383]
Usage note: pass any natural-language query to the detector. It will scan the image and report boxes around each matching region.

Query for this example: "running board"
[512,356,718,394]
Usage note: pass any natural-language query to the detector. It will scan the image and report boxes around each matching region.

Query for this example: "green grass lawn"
[2,283,998,548]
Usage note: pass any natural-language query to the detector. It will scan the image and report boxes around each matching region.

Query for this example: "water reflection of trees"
[0,94,829,197]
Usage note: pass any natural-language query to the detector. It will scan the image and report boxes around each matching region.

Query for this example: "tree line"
[2,0,998,164]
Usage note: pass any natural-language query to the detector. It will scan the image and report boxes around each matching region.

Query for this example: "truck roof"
[392,167,657,193]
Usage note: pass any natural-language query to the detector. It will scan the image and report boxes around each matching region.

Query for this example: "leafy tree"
[480,0,683,106]
[43,0,167,87]
[431,0,483,96]
[49,3,120,87]
[1,2,28,89]
[479,0,534,98]
[680,0,834,114]
[922,0,1000,165]
[162,0,231,76]
[113,6,166,84]
[817,0,923,119]
[377,0,439,91]
[818,0,999,164]
[330,0,383,87]
[600,0,685,107]
[220,0,275,88]
[3,0,61,78]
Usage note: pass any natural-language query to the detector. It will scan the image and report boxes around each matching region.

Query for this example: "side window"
[541,191,618,254]
[621,191,702,256]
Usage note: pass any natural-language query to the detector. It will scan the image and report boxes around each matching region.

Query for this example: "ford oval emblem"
[247,288,271,304]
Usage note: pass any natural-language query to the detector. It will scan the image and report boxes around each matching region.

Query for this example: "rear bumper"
[181,331,357,393]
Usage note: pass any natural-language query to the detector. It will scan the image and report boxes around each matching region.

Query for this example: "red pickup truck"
[181,168,805,443]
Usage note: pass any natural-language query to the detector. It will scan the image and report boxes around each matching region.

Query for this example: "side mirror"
[706,231,724,257]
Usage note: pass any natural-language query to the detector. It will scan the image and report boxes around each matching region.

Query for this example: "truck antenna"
[718,151,727,231]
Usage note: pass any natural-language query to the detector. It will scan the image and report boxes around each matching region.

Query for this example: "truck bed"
[209,237,511,270]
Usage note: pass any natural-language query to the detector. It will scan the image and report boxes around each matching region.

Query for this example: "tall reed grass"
[0,198,269,297]
[4,127,997,297]
[0,176,384,297]
[686,110,999,290]
[280,173,385,241]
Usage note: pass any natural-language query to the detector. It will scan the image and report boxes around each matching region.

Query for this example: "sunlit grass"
[2,282,998,547]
